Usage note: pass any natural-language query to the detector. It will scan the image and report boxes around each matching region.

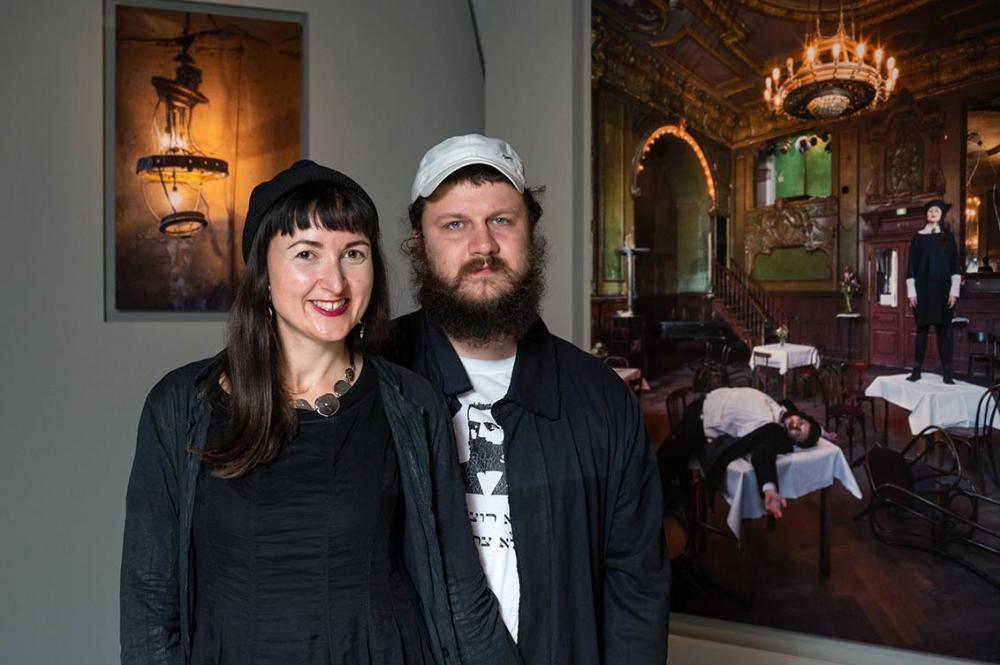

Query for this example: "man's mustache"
[456,256,512,279]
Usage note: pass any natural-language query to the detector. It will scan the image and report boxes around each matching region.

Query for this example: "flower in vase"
[839,265,862,313]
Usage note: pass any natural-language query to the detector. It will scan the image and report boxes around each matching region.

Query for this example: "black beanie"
[241,160,377,262]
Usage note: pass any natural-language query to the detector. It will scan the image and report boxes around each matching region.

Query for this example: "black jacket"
[389,312,670,665]
[120,352,521,665]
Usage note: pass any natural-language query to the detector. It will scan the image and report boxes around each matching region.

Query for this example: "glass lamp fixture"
[762,4,898,121]
[966,194,981,255]
[136,17,228,237]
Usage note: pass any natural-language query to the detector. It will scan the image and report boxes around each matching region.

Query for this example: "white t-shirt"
[701,387,786,440]
[452,355,520,642]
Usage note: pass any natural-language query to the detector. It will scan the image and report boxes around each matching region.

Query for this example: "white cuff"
[906,278,916,298]
[950,274,961,299]
[762,482,777,495]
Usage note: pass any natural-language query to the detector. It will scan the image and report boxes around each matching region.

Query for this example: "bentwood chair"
[665,386,693,435]
[692,343,734,394]
[604,355,629,368]
[945,383,1000,490]
[792,344,823,404]
[968,332,998,384]
[863,426,1000,589]
[818,363,868,466]
[840,361,878,437]
[751,351,780,397]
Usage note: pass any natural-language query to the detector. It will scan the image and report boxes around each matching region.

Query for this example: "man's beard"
[410,235,547,348]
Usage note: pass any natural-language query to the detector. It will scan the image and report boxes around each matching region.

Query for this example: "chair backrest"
[975,384,1000,438]
[665,386,691,432]
[842,361,869,394]
[604,355,628,368]
[816,363,841,409]
[751,351,775,393]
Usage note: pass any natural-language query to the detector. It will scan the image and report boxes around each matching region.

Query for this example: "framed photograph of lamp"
[103,0,306,319]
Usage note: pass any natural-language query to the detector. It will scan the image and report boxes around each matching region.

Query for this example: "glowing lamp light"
[762,6,898,120]
[135,15,228,237]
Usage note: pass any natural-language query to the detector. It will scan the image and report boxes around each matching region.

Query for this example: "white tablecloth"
[749,343,820,375]
[865,373,997,434]
[718,439,862,540]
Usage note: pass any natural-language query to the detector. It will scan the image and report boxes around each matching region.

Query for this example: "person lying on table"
[659,387,830,518]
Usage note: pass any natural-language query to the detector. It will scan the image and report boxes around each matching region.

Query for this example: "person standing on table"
[120,161,521,665]
[659,387,824,519]
[391,134,670,665]
[906,198,961,384]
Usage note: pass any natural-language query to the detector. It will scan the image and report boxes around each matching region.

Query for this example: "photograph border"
[103,0,309,321]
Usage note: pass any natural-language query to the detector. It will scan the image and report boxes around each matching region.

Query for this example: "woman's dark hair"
[406,164,544,234]
[940,221,953,245]
[202,181,390,478]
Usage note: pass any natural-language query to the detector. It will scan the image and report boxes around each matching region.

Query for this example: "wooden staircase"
[712,263,785,349]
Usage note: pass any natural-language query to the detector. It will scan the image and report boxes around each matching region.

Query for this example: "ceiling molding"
[737,0,937,27]
[592,19,747,145]
[650,23,758,80]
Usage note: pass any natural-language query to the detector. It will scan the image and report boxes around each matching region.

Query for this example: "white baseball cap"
[410,133,526,203]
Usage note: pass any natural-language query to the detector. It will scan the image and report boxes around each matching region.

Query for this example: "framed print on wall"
[104,0,306,320]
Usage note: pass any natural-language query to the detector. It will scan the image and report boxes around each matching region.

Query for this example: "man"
[660,387,823,518]
[391,134,669,665]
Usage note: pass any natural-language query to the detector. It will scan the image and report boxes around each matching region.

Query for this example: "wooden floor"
[641,364,1000,663]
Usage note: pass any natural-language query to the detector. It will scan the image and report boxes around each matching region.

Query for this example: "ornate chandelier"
[763,5,899,121]
[136,14,228,237]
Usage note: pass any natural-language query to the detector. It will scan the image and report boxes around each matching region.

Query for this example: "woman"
[906,198,961,384]
[121,160,520,665]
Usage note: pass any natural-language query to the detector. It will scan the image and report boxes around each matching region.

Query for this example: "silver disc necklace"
[292,357,356,417]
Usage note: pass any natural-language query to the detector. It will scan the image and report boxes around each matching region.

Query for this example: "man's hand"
[763,489,787,519]
[909,295,917,307]
[948,295,957,309]
[823,429,839,443]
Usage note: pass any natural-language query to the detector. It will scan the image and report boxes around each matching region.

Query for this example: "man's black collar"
[419,311,560,420]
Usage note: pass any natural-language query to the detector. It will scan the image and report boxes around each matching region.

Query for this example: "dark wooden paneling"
[769,291,854,361]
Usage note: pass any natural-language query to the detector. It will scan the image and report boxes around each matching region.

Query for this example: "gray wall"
[472,0,592,346]
[0,1,482,663]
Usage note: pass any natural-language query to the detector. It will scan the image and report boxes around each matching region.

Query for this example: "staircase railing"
[712,262,785,347]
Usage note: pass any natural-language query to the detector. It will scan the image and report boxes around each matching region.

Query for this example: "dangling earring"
[357,321,366,341]
[267,303,274,320]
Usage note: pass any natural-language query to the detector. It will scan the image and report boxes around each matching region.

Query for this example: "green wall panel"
[751,247,831,281]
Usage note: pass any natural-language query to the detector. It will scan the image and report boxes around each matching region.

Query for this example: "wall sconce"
[136,15,228,237]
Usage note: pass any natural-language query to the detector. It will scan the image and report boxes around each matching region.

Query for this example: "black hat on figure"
[922,198,952,215]
[241,159,377,261]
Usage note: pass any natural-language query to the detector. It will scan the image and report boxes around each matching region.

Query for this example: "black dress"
[190,363,435,665]
[907,231,959,326]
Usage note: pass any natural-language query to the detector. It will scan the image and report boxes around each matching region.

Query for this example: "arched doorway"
[629,121,718,299]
